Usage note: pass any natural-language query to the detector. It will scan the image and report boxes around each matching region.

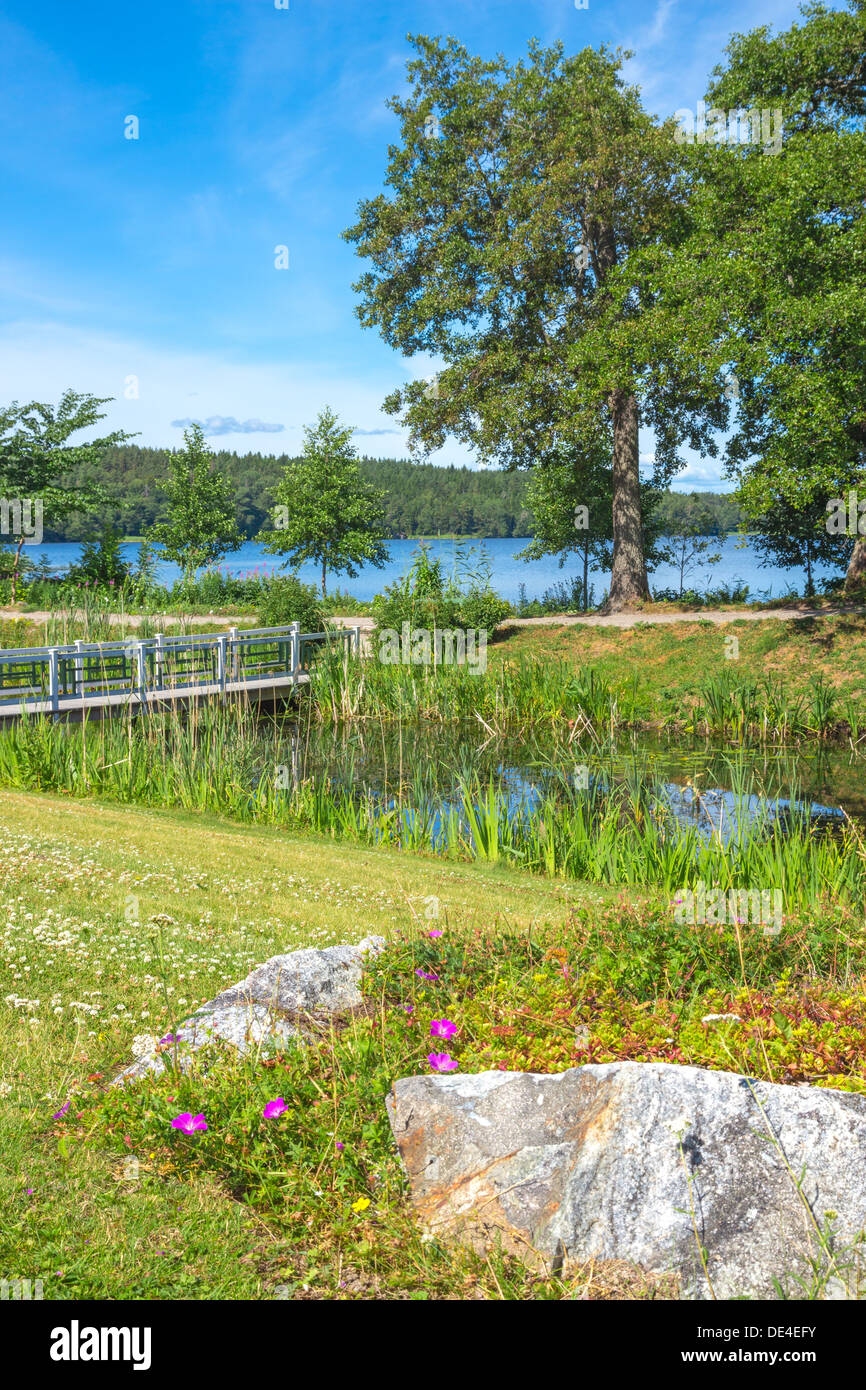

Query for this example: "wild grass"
[307,640,865,744]
[0,704,863,916]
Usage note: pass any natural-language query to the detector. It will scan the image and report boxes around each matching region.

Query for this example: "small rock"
[116,935,385,1082]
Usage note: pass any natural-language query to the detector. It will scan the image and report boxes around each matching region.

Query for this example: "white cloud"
[171,416,285,436]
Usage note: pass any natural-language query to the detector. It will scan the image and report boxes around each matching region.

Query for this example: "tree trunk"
[10,535,25,604]
[844,538,866,594]
[321,560,327,598]
[603,390,650,612]
[583,544,589,612]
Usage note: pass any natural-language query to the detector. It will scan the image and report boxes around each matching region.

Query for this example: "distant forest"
[50,445,743,542]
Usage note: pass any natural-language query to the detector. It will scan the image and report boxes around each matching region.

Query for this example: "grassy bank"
[490,615,866,737]
[304,616,866,742]
[2,790,865,1299]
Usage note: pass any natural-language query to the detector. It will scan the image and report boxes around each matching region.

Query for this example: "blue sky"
[0,0,804,486]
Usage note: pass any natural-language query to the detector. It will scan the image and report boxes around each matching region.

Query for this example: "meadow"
[2,609,866,1299]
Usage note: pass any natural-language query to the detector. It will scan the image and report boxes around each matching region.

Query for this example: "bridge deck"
[0,672,310,722]
[0,623,357,723]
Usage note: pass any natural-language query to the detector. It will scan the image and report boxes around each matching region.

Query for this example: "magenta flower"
[427,1052,458,1073]
[263,1098,288,1119]
[171,1112,208,1134]
[428,929,443,938]
[52,1101,71,1119]
[415,969,439,982]
[430,1018,457,1040]
[402,1003,414,1015]
[336,1141,344,1151]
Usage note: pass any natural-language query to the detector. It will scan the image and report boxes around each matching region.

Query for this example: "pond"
[265,719,865,840]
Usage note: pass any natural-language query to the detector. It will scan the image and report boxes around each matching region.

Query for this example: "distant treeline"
[53,445,743,542]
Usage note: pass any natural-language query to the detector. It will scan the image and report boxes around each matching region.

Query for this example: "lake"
[23,533,834,604]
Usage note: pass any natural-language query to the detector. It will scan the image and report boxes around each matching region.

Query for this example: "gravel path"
[2,604,862,633]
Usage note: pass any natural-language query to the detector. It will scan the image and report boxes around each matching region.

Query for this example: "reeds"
[0,704,862,913]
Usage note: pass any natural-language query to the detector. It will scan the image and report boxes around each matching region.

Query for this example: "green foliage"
[147,425,242,585]
[66,525,131,589]
[661,1,866,592]
[127,537,159,605]
[371,544,510,638]
[257,574,326,632]
[0,390,131,599]
[344,36,734,604]
[738,480,852,597]
[262,408,388,597]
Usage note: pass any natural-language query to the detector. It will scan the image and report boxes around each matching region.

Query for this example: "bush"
[372,545,509,639]
[66,526,131,589]
[257,574,326,631]
[454,587,512,633]
[515,576,594,616]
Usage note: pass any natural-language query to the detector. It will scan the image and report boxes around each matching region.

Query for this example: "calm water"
[272,721,865,829]
[25,534,834,604]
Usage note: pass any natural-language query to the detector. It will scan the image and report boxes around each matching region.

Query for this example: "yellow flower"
[351,1197,371,1213]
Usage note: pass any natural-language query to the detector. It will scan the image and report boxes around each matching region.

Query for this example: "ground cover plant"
[79,904,866,1299]
[2,761,864,1300]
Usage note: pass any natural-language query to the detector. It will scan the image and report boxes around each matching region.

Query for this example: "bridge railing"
[0,623,361,713]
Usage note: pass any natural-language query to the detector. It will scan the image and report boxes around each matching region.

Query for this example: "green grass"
[488,615,866,736]
[0,789,614,1300]
[2,788,864,1299]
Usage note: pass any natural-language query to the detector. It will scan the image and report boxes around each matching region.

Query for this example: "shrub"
[66,526,131,589]
[258,574,326,631]
[372,545,509,639]
[454,587,512,633]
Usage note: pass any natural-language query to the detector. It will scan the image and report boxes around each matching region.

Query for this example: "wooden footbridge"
[0,623,361,722]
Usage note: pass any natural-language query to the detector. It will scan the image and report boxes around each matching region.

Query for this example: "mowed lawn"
[0,788,612,1300]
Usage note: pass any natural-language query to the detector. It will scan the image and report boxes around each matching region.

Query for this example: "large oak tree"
[344,38,730,610]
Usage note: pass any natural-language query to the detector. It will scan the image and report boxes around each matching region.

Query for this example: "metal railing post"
[73,640,84,697]
[48,649,59,720]
[352,624,361,656]
[217,635,227,697]
[154,633,164,690]
[229,626,239,681]
[136,642,148,709]
[289,622,300,681]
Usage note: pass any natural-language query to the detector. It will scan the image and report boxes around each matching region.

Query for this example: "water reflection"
[270,719,863,832]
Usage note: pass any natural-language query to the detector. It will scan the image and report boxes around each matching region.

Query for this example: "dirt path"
[2,604,863,634]
[494,604,866,629]
[334,606,866,631]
